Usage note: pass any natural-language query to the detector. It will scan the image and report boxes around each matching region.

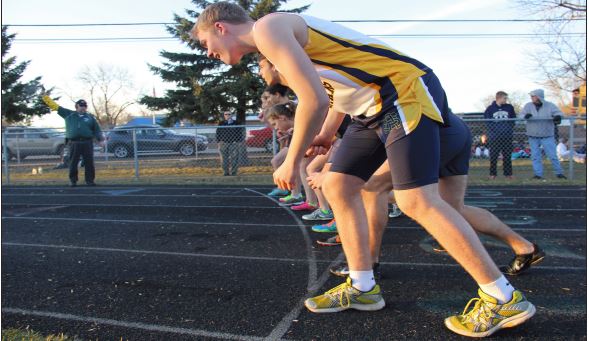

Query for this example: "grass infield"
[1,329,83,341]
[2,158,585,186]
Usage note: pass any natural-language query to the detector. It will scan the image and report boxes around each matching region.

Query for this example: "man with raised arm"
[42,94,103,187]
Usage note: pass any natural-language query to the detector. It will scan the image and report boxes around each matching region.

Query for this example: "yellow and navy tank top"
[299,14,446,139]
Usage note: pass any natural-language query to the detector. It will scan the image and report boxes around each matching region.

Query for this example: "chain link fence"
[463,117,586,180]
[1,118,586,184]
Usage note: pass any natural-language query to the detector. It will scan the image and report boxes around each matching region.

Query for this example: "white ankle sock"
[479,276,514,304]
[349,270,375,292]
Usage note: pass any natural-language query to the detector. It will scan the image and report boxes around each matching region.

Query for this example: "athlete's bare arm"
[253,14,330,189]
[307,109,346,157]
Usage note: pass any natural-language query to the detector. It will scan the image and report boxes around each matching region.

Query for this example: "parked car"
[105,125,208,158]
[2,126,66,160]
[246,127,278,152]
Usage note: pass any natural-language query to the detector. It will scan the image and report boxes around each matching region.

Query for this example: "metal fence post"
[568,118,574,180]
[132,129,139,179]
[3,133,10,185]
[104,132,109,162]
[272,129,277,155]
[15,135,21,164]
[194,127,199,161]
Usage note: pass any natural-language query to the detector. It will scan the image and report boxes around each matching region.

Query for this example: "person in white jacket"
[557,137,586,163]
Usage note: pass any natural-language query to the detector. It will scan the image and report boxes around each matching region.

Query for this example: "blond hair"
[194,1,251,33]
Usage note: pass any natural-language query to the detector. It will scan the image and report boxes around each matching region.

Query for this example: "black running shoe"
[502,243,545,276]
[329,262,381,280]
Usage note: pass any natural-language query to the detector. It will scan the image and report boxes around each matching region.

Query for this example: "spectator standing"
[484,91,516,179]
[216,111,243,176]
[41,95,103,186]
[520,89,566,179]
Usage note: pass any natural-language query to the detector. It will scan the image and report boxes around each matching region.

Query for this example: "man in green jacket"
[42,95,103,186]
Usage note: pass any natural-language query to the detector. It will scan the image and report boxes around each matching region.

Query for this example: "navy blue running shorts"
[327,139,342,164]
[330,76,472,189]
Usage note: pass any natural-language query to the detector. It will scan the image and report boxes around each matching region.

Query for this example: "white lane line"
[2,186,586,192]
[8,205,69,217]
[244,188,318,292]
[1,216,297,227]
[1,242,309,263]
[389,226,587,232]
[3,203,587,212]
[3,242,585,270]
[482,208,585,211]
[2,192,586,200]
[243,188,333,341]
[1,216,585,232]
[265,253,345,341]
[2,308,264,341]
[2,203,281,209]
[1,203,585,212]
[3,186,254,191]
[1,193,262,198]
[377,261,585,270]
[468,197,587,199]
[101,189,145,196]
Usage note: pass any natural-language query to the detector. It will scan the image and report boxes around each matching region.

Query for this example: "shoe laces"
[461,297,492,322]
[325,282,352,308]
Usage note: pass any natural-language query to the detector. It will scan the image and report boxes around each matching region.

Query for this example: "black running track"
[1,185,586,340]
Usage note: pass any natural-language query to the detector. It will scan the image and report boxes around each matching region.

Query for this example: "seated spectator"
[557,138,586,163]
[475,145,490,159]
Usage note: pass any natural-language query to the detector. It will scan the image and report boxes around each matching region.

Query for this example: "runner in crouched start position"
[192,2,535,337]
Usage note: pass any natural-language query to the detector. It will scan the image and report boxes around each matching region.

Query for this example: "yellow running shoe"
[304,277,385,313]
[445,289,535,337]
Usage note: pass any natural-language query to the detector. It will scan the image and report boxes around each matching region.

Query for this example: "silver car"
[2,127,66,160]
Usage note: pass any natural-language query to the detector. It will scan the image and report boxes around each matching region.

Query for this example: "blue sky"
[3,0,583,127]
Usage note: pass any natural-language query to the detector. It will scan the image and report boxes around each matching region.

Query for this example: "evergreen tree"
[1,26,50,124]
[139,0,308,125]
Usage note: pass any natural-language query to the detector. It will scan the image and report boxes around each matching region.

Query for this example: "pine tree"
[139,0,308,125]
[1,26,50,124]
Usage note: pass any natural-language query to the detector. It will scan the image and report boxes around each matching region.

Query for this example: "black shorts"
[330,105,471,189]
[327,139,342,164]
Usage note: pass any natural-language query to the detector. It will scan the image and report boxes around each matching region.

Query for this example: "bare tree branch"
[516,0,586,94]
[75,63,137,127]
[558,1,587,11]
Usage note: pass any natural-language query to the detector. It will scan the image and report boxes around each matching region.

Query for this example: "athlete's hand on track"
[273,161,298,190]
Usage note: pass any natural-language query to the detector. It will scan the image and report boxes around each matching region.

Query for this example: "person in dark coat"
[484,91,516,179]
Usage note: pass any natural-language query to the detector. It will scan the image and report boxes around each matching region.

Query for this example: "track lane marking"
[1,216,586,232]
[2,242,584,270]
[2,186,586,192]
[3,193,586,200]
[2,308,265,341]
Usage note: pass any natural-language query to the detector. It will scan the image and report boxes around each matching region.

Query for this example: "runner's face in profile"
[258,59,280,86]
[268,116,292,133]
[261,92,284,110]
[196,24,242,65]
